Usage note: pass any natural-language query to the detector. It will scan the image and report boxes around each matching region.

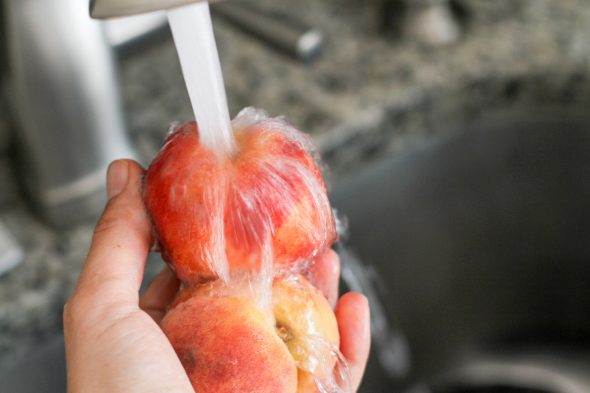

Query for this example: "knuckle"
[94,212,120,237]
[64,289,118,329]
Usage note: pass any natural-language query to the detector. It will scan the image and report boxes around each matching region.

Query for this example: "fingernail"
[107,160,129,199]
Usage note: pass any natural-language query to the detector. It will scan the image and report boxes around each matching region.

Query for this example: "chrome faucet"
[90,0,217,19]
[3,0,136,227]
[91,0,324,62]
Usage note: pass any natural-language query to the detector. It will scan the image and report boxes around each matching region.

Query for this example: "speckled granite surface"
[1,0,590,371]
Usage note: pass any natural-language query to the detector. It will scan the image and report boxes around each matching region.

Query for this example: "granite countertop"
[1,0,590,370]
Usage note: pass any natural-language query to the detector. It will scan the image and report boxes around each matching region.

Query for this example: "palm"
[88,310,190,392]
[65,287,193,392]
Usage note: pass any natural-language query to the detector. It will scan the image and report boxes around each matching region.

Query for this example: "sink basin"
[332,110,590,392]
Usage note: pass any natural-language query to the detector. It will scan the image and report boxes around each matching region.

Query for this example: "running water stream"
[167,2,236,156]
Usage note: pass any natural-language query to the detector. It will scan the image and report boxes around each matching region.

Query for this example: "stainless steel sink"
[332,110,590,392]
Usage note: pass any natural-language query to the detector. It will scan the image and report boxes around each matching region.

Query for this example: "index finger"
[336,292,371,391]
[306,249,340,308]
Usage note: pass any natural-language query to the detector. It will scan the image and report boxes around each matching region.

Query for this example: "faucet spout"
[90,0,220,19]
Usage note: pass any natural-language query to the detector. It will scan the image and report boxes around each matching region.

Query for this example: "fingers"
[139,266,181,323]
[335,292,371,392]
[308,251,370,390]
[72,160,151,309]
[306,249,340,308]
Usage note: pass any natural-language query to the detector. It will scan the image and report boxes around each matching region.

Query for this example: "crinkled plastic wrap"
[144,108,351,393]
[145,107,336,284]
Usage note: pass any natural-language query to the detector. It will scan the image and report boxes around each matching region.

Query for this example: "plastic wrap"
[145,107,336,284]
[144,108,350,393]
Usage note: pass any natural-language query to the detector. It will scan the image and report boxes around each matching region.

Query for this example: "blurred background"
[1,0,590,392]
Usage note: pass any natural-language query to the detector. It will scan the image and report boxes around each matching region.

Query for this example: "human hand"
[64,159,370,393]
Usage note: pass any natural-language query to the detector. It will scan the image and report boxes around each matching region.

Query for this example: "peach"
[144,111,336,283]
[162,275,340,393]
[162,291,297,393]
[273,275,339,392]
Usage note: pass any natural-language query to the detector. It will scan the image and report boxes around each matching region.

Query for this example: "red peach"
[162,275,340,393]
[144,114,335,283]
[162,286,297,393]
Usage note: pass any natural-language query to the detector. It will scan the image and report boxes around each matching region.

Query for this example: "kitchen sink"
[332,110,590,392]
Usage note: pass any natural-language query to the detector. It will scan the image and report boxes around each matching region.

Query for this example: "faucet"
[3,0,136,227]
[90,0,215,19]
[91,0,324,62]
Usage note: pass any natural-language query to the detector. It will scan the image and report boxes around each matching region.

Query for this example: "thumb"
[74,159,152,306]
